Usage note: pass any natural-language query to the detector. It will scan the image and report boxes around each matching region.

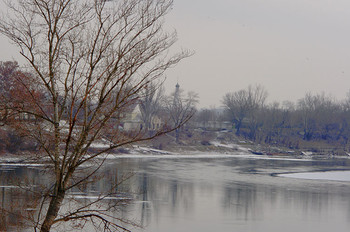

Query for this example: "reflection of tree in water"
[222,180,350,223]
[150,178,194,219]
[281,188,331,217]
[134,160,195,227]
[111,158,350,230]
[0,160,196,230]
[0,167,44,231]
[139,172,150,227]
[0,162,136,231]
[5,158,350,231]
[222,182,262,221]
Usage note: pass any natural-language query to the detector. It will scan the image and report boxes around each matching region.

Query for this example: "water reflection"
[2,156,350,232]
[0,166,43,231]
[222,183,261,221]
[121,157,350,232]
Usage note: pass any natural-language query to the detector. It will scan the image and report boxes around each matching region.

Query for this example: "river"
[1,154,350,231]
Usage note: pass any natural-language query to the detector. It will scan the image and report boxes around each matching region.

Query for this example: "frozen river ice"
[280,170,350,181]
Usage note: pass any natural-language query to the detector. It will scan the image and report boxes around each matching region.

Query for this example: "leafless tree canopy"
[222,84,267,136]
[139,83,164,134]
[164,85,198,143]
[0,0,191,231]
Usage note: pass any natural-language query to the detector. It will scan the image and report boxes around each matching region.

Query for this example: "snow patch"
[301,151,313,156]
[96,152,312,162]
[211,141,250,152]
[89,142,111,149]
[67,194,132,200]
[132,145,174,155]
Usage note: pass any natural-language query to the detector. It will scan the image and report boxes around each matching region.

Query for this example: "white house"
[122,104,162,131]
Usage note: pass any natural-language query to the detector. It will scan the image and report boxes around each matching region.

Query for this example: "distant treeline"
[2,58,350,152]
[195,85,350,149]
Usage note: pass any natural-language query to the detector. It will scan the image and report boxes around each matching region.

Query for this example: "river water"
[1,154,350,232]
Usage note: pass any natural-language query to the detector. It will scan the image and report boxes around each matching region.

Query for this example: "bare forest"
[1,1,350,232]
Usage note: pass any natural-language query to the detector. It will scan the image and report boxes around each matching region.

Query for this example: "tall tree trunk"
[235,120,242,136]
[40,188,65,232]
[175,128,179,143]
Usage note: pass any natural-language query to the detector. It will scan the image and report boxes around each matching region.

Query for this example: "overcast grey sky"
[1,0,350,108]
[164,0,350,107]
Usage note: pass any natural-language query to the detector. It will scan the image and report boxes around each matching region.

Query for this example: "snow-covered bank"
[1,139,349,166]
[95,143,314,162]
[98,152,315,162]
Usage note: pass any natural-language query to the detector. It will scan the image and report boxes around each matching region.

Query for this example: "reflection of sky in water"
[280,171,350,181]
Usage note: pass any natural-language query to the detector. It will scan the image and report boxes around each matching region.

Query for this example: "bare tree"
[222,89,249,135]
[164,84,198,143]
[0,0,190,231]
[297,92,338,141]
[0,61,21,123]
[195,108,218,129]
[222,84,268,138]
[260,102,292,144]
[245,85,268,139]
[139,83,164,135]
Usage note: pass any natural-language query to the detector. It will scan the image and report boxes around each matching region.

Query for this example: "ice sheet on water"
[280,170,350,181]
[0,185,20,188]
[67,194,132,200]
[0,163,46,167]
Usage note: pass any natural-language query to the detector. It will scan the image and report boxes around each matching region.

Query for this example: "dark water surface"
[2,154,350,231]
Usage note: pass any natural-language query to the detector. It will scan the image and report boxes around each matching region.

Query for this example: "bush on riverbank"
[0,127,38,155]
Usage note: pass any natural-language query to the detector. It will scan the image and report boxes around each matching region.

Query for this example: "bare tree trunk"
[0,0,191,230]
[175,128,179,143]
[40,188,65,232]
[235,120,242,135]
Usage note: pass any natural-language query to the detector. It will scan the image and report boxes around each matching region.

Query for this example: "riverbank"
[1,129,350,164]
[132,129,350,160]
